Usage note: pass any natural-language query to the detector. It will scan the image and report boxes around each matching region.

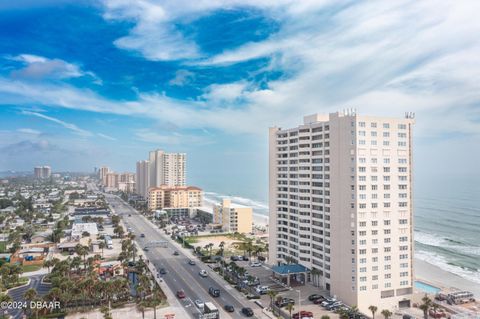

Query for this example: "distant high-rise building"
[98,166,111,185]
[136,160,150,198]
[105,172,119,189]
[148,150,186,187]
[34,166,51,179]
[268,111,415,314]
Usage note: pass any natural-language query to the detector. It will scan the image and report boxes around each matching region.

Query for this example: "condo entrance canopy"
[272,264,308,275]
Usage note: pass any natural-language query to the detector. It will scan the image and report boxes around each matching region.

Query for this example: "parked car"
[209,287,220,297]
[255,286,270,295]
[293,311,314,319]
[326,302,343,310]
[188,260,196,265]
[321,298,337,307]
[276,298,295,307]
[199,269,208,277]
[249,261,262,267]
[173,251,179,256]
[176,290,185,299]
[230,256,240,261]
[308,294,325,301]
[143,247,149,251]
[314,297,327,304]
[140,233,145,238]
[194,299,204,310]
[159,268,167,274]
[241,307,254,317]
[242,256,249,261]
[224,304,235,312]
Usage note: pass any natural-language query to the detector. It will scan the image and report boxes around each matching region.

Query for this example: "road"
[104,194,260,319]
[6,275,51,319]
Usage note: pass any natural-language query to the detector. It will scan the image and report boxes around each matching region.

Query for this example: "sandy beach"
[415,258,480,297]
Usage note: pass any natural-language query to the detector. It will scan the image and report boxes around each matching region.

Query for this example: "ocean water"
[204,175,480,286]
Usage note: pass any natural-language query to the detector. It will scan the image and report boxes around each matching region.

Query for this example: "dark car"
[176,290,185,299]
[128,214,131,217]
[241,307,254,317]
[159,268,167,274]
[140,233,145,238]
[188,260,196,265]
[314,297,327,304]
[173,251,179,256]
[276,298,295,308]
[242,255,249,261]
[293,311,314,319]
[230,256,240,261]
[143,247,149,251]
[224,304,235,312]
[209,287,220,297]
[308,294,324,301]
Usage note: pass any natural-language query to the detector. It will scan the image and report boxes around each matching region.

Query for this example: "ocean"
[204,174,480,286]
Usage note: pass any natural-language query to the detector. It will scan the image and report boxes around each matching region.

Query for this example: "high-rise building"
[98,166,111,185]
[34,166,51,179]
[105,172,119,189]
[213,199,253,234]
[136,160,150,198]
[148,150,186,187]
[268,111,415,314]
[147,185,202,210]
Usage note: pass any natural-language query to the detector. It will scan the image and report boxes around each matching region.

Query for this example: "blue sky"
[1,0,479,201]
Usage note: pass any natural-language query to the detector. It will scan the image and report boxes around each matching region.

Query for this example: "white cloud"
[9,54,101,83]
[17,128,41,135]
[21,111,93,137]
[97,133,117,141]
[169,69,195,86]
[135,128,211,145]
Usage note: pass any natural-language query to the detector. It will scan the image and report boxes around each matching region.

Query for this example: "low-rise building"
[71,223,98,239]
[213,199,253,234]
[148,185,202,210]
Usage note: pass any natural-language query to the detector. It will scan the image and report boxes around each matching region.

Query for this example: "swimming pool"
[414,280,441,294]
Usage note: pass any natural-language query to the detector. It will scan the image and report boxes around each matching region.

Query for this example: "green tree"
[419,294,432,319]
[369,305,378,319]
[381,309,392,319]
[285,303,295,319]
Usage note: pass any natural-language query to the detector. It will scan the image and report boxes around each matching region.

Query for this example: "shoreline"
[414,258,480,297]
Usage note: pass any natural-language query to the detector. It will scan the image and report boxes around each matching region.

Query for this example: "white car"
[249,261,262,267]
[199,269,208,277]
[255,285,269,294]
[194,300,204,310]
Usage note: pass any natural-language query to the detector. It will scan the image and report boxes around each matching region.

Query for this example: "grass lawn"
[0,241,6,253]
[22,264,42,272]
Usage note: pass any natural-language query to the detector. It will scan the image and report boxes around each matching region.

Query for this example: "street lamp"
[296,289,301,316]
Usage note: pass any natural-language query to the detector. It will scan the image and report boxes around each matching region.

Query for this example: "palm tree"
[99,241,105,258]
[218,241,225,257]
[419,294,432,319]
[24,288,37,318]
[75,244,89,271]
[369,305,378,319]
[381,309,392,319]
[43,259,53,273]
[320,316,330,319]
[267,290,278,310]
[285,303,295,319]
[148,289,163,319]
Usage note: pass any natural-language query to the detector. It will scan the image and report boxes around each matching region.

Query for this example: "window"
[371,122,377,128]
[383,123,390,129]
[359,122,366,127]
[398,124,407,129]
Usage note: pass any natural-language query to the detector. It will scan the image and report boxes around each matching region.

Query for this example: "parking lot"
[229,259,342,319]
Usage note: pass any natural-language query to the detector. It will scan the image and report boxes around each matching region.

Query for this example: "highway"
[104,193,260,319]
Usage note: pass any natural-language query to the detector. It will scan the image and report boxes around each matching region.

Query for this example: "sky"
[0,0,479,202]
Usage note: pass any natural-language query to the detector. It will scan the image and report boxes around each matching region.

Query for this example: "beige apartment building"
[148,185,202,210]
[99,166,111,185]
[269,111,415,314]
[136,160,150,198]
[213,199,253,234]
